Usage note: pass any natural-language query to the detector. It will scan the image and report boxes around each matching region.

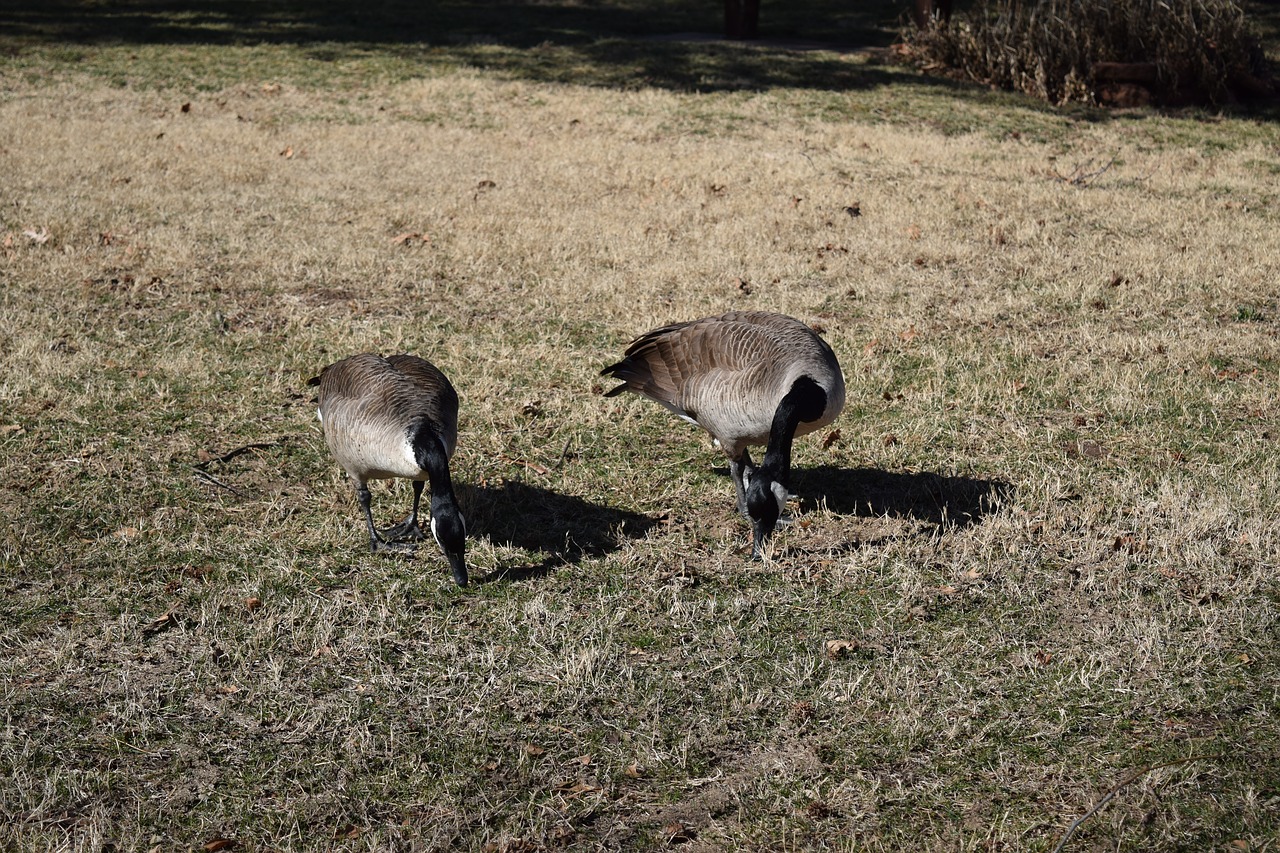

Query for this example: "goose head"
[430,496,468,586]
[744,466,789,559]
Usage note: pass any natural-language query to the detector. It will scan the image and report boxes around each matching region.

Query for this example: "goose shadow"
[786,465,1013,528]
[456,479,659,583]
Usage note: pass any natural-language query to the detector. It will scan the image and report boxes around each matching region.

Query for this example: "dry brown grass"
[1,38,1279,853]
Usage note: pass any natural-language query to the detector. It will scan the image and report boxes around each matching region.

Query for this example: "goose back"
[603,311,844,457]
[315,353,459,484]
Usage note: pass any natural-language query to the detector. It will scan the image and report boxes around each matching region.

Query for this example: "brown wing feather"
[601,312,844,453]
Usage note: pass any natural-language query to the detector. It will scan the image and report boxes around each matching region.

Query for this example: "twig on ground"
[554,438,574,470]
[194,438,287,470]
[1052,157,1115,186]
[193,468,245,496]
[1050,754,1218,853]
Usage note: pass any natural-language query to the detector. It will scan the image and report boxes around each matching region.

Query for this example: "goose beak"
[446,550,468,587]
[751,518,773,561]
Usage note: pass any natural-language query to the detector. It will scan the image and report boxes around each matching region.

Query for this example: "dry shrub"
[902,0,1270,105]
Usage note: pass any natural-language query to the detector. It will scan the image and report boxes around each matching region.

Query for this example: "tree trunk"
[724,0,760,39]
[911,0,953,29]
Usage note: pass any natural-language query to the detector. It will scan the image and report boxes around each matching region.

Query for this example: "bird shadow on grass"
[789,465,1014,528]
[457,479,659,583]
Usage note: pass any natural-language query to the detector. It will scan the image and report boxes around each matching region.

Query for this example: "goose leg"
[729,449,755,517]
[357,483,415,554]
[379,479,427,542]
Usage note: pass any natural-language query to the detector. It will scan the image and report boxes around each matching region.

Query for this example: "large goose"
[309,353,468,586]
[601,311,845,557]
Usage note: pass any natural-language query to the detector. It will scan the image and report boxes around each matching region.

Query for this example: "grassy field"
[2,1,1279,851]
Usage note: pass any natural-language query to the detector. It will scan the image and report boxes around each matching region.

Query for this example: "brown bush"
[901,0,1271,106]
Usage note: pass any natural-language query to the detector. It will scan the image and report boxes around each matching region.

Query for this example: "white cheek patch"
[771,480,789,514]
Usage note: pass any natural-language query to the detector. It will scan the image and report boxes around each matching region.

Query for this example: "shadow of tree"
[2,0,903,50]
[1,0,945,95]
[790,465,1012,528]
[457,478,658,582]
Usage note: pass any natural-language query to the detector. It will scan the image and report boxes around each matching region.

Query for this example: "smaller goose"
[309,353,468,586]
[601,311,845,557]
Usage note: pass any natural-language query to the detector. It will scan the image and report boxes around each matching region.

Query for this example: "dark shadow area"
[790,465,1012,528]
[457,478,659,582]
[0,0,903,49]
[0,0,939,94]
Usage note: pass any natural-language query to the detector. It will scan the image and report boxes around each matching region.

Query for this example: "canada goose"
[309,353,468,586]
[601,311,845,557]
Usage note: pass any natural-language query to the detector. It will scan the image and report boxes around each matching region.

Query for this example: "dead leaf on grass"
[245,596,262,612]
[201,838,236,852]
[824,639,859,659]
[391,231,429,246]
[280,146,294,159]
[822,429,841,449]
[523,743,545,757]
[624,762,643,778]
[663,821,695,844]
[553,780,601,796]
[143,609,180,636]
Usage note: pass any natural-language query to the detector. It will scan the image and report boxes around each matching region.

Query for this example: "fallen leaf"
[574,754,592,765]
[962,567,981,580]
[906,224,922,240]
[554,780,601,795]
[1080,439,1103,458]
[143,609,179,636]
[899,325,918,343]
[245,596,262,612]
[822,429,841,449]
[114,526,141,540]
[862,338,879,356]
[280,146,294,159]
[624,762,642,778]
[824,639,859,659]
[523,743,545,757]
[937,585,959,595]
[202,838,235,851]
[663,821,694,844]
[1035,650,1053,666]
